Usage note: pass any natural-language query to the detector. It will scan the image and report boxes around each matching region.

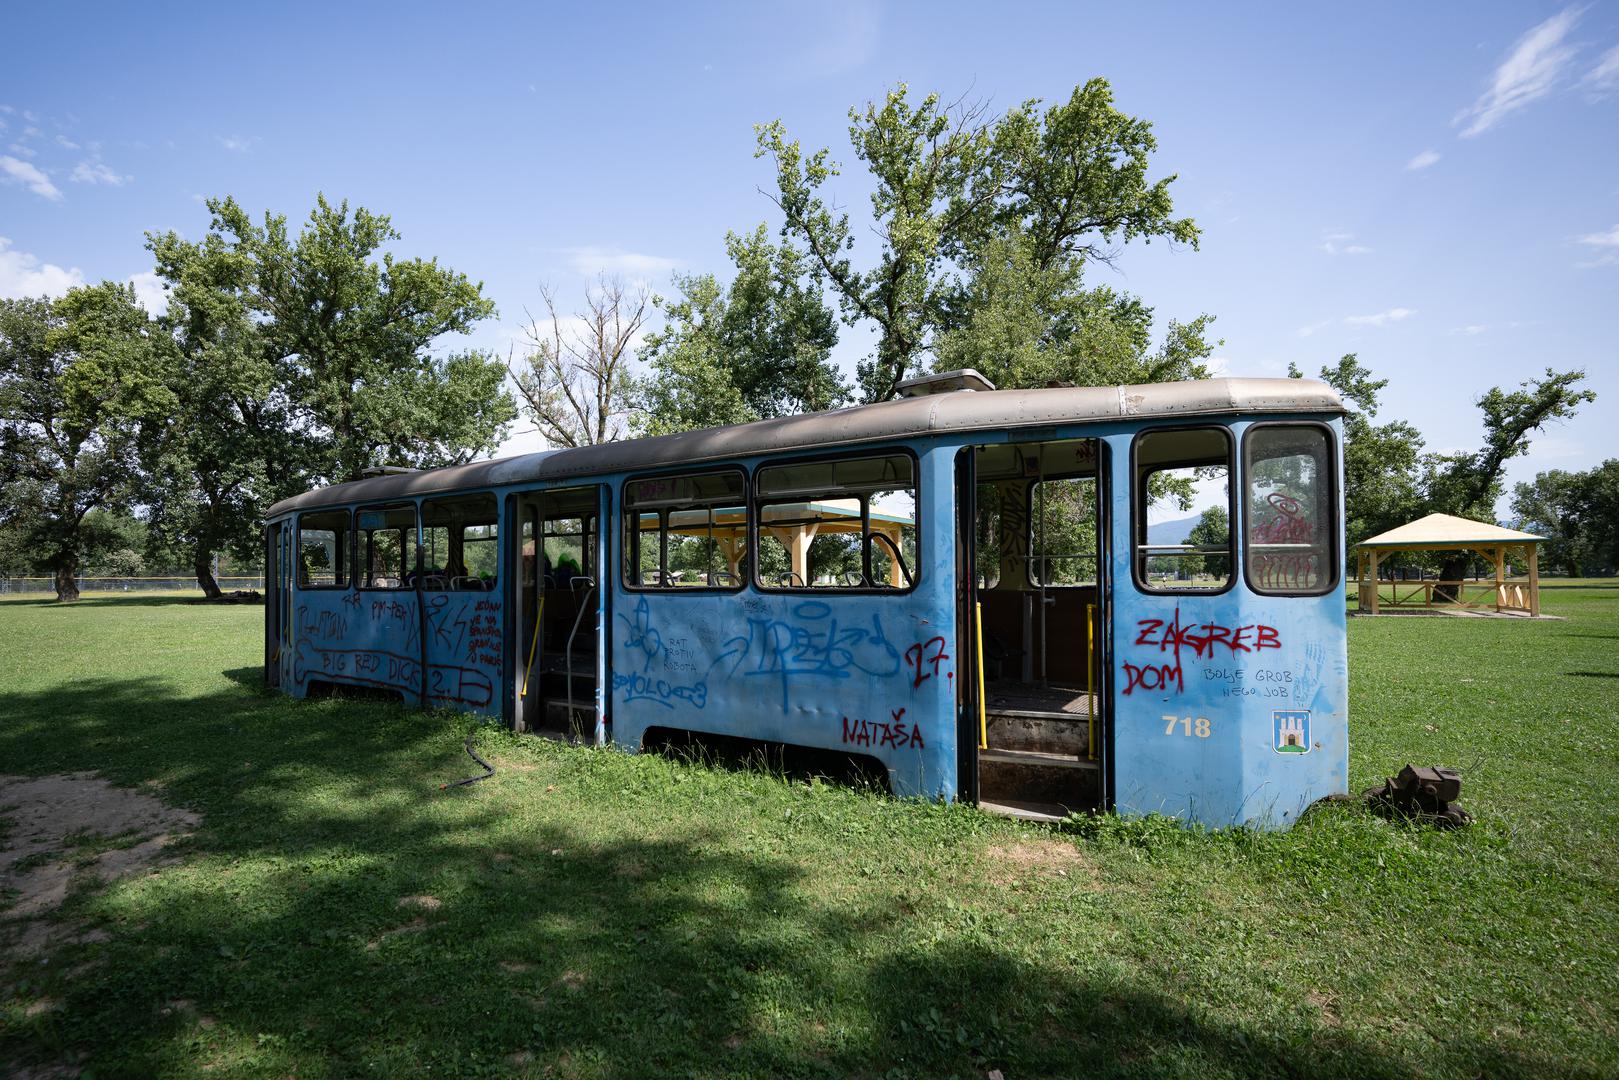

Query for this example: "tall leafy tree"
[1185,506,1230,580]
[0,286,167,601]
[1290,355,1424,548]
[635,226,843,436]
[141,195,516,593]
[1419,368,1593,597]
[1293,358,1593,589]
[168,195,514,484]
[143,225,297,597]
[1511,460,1619,577]
[756,79,1203,402]
[1420,369,1594,521]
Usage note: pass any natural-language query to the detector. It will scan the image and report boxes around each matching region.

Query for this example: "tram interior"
[970,438,1104,819]
[518,487,601,738]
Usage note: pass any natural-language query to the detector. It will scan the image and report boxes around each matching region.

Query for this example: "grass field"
[1,587,1616,1078]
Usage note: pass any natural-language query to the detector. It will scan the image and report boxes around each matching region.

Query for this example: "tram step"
[535,653,596,674]
[979,799,1074,824]
[984,713,1092,757]
[979,748,1099,770]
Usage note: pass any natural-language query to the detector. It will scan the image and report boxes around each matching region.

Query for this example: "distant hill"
[1147,515,1201,546]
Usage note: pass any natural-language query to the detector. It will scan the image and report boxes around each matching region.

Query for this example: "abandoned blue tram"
[263,374,1349,828]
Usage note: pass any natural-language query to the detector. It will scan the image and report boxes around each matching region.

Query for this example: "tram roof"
[268,376,1342,517]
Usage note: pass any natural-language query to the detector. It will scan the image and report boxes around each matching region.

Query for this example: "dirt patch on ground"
[0,772,199,954]
[981,838,1099,887]
[1307,989,1342,1028]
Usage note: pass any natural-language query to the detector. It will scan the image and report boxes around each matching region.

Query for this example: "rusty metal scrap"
[1366,764,1472,828]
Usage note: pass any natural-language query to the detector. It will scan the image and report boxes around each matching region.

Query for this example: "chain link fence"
[0,576,266,596]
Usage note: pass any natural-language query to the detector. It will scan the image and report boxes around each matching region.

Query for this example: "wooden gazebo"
[1356,513,1544,615]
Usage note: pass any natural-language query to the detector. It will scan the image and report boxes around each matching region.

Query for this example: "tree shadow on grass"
[0,676,1602,1079]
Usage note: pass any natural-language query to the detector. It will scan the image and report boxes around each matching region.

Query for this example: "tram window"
[974,482,1002,589]
[756,454,917,590]
[1244,424,1337,595]
[296,510,350,589]
[1030,477,1098,586]
[1134,427,1233,592]
[543,516,592,584]
[622,470,747,589]
[357,504,415,590]
[418,493,499,591]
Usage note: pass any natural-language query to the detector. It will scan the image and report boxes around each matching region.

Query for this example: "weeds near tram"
[2,586,1618,1076]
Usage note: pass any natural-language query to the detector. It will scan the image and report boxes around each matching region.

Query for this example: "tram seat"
[983,631,1024,682]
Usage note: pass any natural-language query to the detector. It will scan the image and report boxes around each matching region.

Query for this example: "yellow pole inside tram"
[975,600,988,750]
[519,592,545,698]
[1086,602,1096,761]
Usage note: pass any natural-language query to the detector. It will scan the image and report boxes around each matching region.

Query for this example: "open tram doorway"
[511,486,605,742]
[958,438,1107,822]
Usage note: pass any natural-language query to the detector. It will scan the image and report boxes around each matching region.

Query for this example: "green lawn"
[1,587,1616,1078]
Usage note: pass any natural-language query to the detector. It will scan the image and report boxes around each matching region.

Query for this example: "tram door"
[1110,426,1240,824]
[958,438,1107,821]
[511,486,607,742]
[264,523,283,687]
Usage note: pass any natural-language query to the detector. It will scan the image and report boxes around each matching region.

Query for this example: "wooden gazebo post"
[1493,545,1505,613]
[1367,549,1380,614]
[1527,543,1541,617]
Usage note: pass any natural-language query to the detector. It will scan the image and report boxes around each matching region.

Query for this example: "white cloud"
[0,237,84,298]
[561,246,680,281]
[1345,307,1416,327]
[7,142,35,158]
[217,134,258,153]
[21,125,40,138]
[1456,7,1582,136]
[1296,319,1333,339]
[1450,325,1489,336]
[69,159,132,186]
[1406,149,1442,170]
[128,270,168,313]
[1319,230,1371,255]
[55,134,79,150]
[1583,42,1619,96]
[1577,223,1619,247]
[0,154,62,200]
[1205,355,1232,376]
[1576,224,1619,267]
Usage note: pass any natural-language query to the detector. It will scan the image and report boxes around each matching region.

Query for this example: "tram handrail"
[565,577,597,734]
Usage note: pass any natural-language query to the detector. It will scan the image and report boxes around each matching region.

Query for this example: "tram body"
[264,377,1348,829]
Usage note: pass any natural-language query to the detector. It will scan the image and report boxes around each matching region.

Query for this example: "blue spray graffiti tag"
[614,596,714,708]
[615,597,903,712]
[721,601,901,711]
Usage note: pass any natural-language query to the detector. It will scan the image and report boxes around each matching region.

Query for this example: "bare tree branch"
[508,275,648,448]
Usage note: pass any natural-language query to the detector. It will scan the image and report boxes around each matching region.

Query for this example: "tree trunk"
[1433,554,1468,603]
[54,559,80,603]
[195,546,223,599]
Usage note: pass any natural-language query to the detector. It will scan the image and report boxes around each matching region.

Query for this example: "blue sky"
[2,2,1616,514]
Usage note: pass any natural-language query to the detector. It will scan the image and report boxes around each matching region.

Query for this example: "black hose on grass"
[441,736,494,789]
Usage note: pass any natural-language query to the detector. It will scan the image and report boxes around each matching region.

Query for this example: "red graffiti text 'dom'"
[1123,608,1281,695]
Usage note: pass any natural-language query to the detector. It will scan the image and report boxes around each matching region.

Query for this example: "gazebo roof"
[1359,512,1544,549]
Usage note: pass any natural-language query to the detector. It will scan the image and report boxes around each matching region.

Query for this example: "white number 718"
[1163,714,1212,738]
